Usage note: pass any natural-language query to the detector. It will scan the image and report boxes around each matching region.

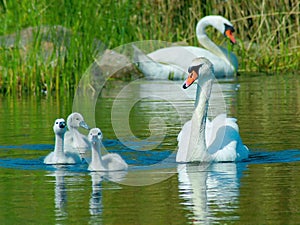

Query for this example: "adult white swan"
[135,15,238,79]
[64,112,90,157]
[176,57,248,162]
[88,128,128,171]
[44,119,82,164]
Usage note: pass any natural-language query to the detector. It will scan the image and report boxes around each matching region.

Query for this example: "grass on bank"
[0,0,299,95]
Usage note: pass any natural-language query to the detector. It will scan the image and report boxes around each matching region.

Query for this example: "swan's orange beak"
[183,70,198,89]
[225,30,236,44]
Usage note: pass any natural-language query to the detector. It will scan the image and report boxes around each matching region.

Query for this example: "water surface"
[1,73,300,224]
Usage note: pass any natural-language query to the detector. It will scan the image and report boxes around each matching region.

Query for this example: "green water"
[1,74,300,224]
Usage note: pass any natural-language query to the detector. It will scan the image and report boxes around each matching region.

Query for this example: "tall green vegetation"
[0,0,299,95]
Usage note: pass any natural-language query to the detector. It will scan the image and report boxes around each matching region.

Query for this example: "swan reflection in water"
[177,162,246,224]
[89,170,128,216]
[53,169,68,218]
[48,166,127,223]
[47,166,72,220]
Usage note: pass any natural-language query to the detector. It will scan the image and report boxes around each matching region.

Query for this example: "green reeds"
[0,0,299,95]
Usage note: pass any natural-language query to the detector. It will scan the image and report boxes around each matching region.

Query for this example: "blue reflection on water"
[0,157,45,170]
[0,139,174,171]
[248,149,300,164]
[1,139,300,172]
[0,144,53,150]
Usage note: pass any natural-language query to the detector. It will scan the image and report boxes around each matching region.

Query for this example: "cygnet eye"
[98,132,102,136]
[56,122,58,124]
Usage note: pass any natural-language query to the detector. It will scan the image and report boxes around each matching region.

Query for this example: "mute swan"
[44,119,82,164]
[135,15,238,79]
[88,128,128,171]
[64,112,90,157]
[176,57,248,162]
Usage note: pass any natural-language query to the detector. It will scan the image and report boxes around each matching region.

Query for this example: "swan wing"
[211,140,237,162]
[133,45,185,80]
[205,114,227,147]
[207,114,249,161]
[148,46,198,70]
[149,46,236,78]
[102,153,128,171]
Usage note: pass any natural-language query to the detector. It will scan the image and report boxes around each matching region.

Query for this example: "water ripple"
[1,142,300,172]
[247,149,300,164]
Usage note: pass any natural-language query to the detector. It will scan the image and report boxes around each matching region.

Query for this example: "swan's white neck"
[188,76,213,161]
[68,126,78,132]
[91,141,104,169]
[68,128,85,150]
[196,17,232,66]
[54,134,64,157]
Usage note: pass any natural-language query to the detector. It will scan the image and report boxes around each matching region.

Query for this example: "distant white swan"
[135,15,238,79]
[44,119,82,164]
[176,57,248,162]
[88,128,128,171]
[64,112,90,157]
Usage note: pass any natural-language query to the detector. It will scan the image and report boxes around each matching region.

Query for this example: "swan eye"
[189,64,203,74]
[98,132,102,136]
[56,122,58,124]
[224,23,235,32]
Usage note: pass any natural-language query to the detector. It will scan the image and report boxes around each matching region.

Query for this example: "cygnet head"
[183,57,214,89]
[53,118,67,135]
[88,128,103,145]
[67,112,90,130]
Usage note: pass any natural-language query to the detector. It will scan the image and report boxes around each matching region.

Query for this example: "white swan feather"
[44,118,82,165]
[64,112,90,158]
[135,15,238,79]
[88,128,128,171]
[176,57,248,162]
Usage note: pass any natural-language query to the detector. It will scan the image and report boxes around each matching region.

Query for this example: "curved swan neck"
[69,128,88,150]
[54,134,64,156]
[189,76,213,161]
[91,142,103,164]
[195,77,213,130]
[71,129,82,142]
[195,75,213,109]
[67,126,77,132]
[196,17,231,65]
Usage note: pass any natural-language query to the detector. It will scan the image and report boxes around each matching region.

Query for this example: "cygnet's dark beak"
[59,121,66,128]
